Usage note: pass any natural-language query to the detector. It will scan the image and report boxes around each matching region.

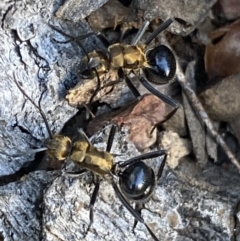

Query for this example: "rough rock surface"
[159,130,192,169]
[0,1,240,241]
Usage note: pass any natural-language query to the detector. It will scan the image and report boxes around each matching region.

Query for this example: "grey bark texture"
[0,1,240,241]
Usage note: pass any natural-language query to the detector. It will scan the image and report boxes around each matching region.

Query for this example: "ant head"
[45,135,72,161]
[79,50,110,79]
[118,161,156,202]
[143,45,176,85]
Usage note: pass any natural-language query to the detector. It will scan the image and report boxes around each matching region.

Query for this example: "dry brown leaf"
[87,94,175,151]
[204,20,240,81]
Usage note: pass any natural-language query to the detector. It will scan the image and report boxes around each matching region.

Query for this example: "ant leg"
[131,18,173,46]
[156,151,167,180]
[112,182,160,241]
[95,33,110,48]
[118,150,166,168]
[132,203,144,232]
[140,76,178,134]
[144,19,173,46]
[131,20,150,46]
[125,74,141,98]
[85,178,101,236]
[139,76,178,117]
[118,69,141,98]
[106,125,117,152]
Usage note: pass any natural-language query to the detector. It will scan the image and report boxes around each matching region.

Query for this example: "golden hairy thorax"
[46,131,114,175]
[108,43,147,69]
[81,43,147,78]
[70,138,114,175]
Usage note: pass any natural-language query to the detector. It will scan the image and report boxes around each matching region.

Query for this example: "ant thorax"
[79,43,147,79]
[108,43,147,70]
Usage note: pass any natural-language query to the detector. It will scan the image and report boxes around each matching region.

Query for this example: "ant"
[63,18,179,123]
[74,19,179,149]
[79,19,178,111]
[12,73,168,241]
[6,16,179,240]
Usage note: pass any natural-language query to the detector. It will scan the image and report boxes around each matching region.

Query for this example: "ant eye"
[144,45,176,85]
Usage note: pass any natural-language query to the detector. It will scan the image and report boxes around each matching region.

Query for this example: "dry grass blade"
[177,62,240,171]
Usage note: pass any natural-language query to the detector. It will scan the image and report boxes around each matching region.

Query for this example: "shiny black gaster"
[119,161,155,201]
[144,45,176,85]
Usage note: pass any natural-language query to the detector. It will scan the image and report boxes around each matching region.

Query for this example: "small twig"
[177,62,240,172]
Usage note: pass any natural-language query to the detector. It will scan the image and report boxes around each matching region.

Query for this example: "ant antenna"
[47,23,101,119]
[12,72,53,139]
[0,147,48,157]
[47,22,95,49]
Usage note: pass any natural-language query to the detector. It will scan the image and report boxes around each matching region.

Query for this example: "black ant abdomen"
[144,45,176,85]
[119,161,156,202]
